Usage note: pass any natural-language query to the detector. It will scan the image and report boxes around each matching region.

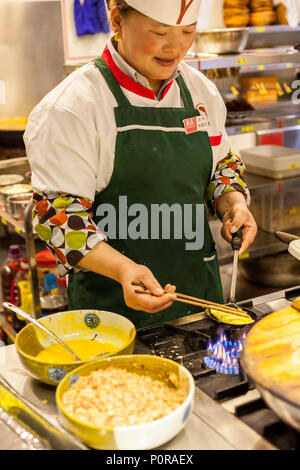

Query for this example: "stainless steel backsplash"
[0,0,64,118]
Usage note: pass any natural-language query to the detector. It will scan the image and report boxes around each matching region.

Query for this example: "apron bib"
[68,57,223,328]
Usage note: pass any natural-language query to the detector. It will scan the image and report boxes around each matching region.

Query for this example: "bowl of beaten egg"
[15,309,136,386]
[56,354,195,450]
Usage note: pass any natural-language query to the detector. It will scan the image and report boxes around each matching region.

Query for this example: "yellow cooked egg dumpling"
[206,308,254,325]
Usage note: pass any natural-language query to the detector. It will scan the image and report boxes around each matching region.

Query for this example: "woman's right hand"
[79,241,175,313]
[119,262,176,314]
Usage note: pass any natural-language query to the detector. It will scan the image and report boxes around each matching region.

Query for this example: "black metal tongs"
[228,228,243,308]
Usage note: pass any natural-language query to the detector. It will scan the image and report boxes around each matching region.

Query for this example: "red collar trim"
[101,46,173,101]
[161,81,173,99]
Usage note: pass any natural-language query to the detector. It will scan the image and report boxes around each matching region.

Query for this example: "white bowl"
[56,354,195,450]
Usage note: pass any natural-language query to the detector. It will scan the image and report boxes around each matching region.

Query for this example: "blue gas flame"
[203,330,246,375]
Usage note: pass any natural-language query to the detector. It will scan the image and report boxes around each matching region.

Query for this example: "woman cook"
[24,0,257,328]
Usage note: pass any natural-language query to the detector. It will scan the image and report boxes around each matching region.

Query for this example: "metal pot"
[40,294,68,315]
[0,184,32,211]
[276,231,300,262]
[0,174,24,189]
[6,192,33,222]
[191,27,249,54]
[238,252,300,288]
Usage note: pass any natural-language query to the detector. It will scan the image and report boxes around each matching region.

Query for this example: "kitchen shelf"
[226,118,300,137]
[0,204,37,239]
[215,221,300,265]
[246,172,300,191]
[0,207,41,319]
[64,46,300,73]
[0,156,28,171]
[226,101,300,135]
[240,61,300,73]
[212,172,300,264]
[0,203,41,319]
[186,48,300,71]
[0,207,26,236]
[248,25,300,34]
[246,24,300,50]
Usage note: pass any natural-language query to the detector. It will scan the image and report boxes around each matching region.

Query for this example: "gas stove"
[134,285,300,450]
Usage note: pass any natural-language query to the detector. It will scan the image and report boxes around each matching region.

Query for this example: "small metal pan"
[206,306,258,330]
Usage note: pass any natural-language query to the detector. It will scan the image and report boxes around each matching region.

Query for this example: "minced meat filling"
[62,366,185,427]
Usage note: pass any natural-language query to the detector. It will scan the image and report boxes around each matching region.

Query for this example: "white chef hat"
[125,0,201,26]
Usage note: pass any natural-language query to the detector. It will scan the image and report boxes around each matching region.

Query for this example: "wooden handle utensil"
[131,282,250,318]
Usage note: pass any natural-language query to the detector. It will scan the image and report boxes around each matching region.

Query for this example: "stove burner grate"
[137,324,209,363]
[235,398,300,450]
[136,323,252,402]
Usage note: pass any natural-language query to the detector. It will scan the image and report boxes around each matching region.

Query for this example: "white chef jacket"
[24,40,230,202]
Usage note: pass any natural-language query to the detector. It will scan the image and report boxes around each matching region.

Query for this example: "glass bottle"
[0,245,22,323]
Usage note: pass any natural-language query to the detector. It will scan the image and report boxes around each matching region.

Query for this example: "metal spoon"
[3,302,109,362]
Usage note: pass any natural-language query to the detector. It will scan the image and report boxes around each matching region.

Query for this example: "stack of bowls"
[0,174,24,200]
[0,178,32,219]
[6,193,33,223]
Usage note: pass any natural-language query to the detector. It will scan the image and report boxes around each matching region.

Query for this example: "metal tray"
[0,376,87,450]
[226,110,255,123]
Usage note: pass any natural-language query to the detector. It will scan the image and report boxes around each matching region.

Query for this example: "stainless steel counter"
[0,344,275,450]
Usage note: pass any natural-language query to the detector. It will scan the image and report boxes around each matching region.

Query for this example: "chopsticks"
[131,282,250,318]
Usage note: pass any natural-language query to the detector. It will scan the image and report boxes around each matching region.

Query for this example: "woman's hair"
[106,0,136,16]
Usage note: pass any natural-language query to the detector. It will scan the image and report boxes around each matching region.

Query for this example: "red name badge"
[183,117,198,134]
[183,115,209,135]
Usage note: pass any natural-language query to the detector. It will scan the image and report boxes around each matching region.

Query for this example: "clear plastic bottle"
[57,276,68,306]
[0,245,22,323]
[10,260,30,304]
[40,273,68,316]
[36,250,58,288]
[11,260,30,332]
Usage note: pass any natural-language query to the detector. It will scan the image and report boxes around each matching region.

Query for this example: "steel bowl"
[6,192,33,221]
[238,253,300,288]
[0,174,24,188]
[192,28,249,54]
[0,184,32,210]
[15,309,136,386]
[56,354,195,450]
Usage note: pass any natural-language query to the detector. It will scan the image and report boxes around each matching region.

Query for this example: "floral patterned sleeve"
[33,191,107,277]
[205,152,251,218]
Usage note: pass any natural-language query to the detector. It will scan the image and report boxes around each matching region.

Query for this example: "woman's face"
[112,8,196,90]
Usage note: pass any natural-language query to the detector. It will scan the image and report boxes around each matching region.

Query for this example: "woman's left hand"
[220,202,257,254]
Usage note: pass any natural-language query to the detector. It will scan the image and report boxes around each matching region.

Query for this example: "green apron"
[68,57,223,329]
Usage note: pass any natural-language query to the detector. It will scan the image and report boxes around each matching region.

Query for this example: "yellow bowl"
[56,354,195,450]
[15,309,136,386]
